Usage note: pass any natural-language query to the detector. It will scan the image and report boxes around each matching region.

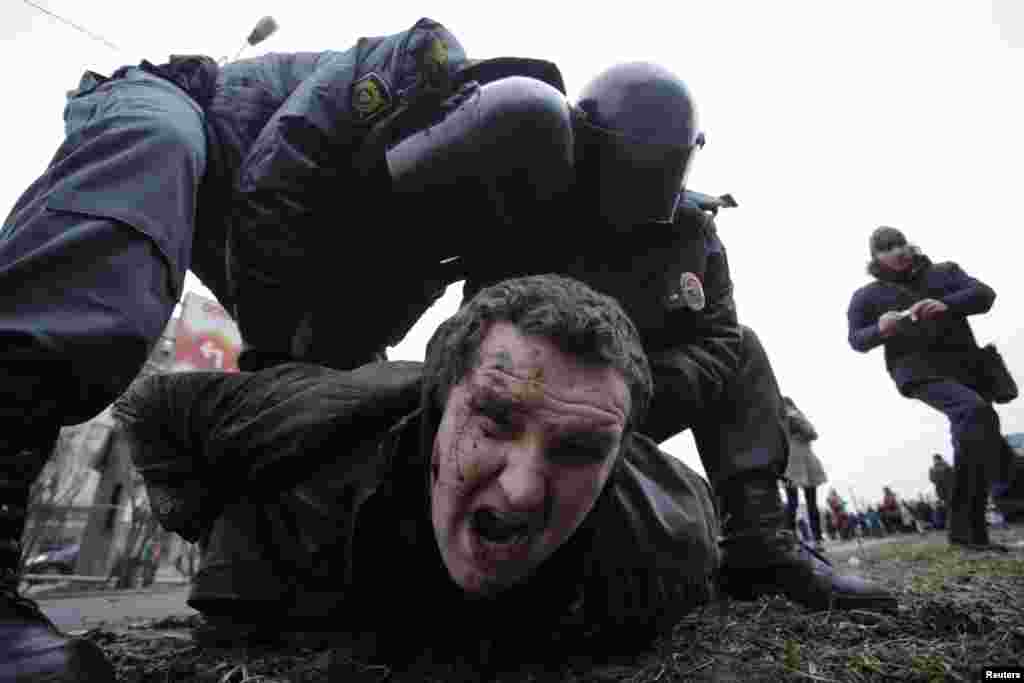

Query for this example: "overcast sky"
[4,1,1022,509]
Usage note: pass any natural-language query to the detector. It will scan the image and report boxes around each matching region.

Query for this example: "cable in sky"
[21,0,121,53]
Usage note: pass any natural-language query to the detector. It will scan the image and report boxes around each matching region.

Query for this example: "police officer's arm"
[934,262,996,316]
[847,288,887,352]
[230,19,464,317]
[645,223,743,438]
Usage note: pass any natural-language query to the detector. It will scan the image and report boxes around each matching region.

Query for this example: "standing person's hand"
[878,311,908,337]
[910,298,948,320]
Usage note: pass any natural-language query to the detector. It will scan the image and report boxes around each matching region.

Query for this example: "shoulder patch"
[679,272,706,311]
[427,35,449,69]
[419,33,452,90]
[352,72,392,122]
[665,272,707,312]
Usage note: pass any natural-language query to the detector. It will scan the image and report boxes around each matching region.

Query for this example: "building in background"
[172,291,243,372]
[23,293,242,582]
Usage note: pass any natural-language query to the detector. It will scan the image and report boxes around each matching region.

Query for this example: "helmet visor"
[573,110,695,227]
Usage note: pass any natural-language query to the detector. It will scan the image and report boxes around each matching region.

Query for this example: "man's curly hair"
[422,274,652,433]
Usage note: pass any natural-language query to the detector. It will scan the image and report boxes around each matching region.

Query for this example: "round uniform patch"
[680,272,706,311]
[352,73,392,121]
[428,36,448,68]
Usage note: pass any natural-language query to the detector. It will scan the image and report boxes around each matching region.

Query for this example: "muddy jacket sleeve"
[580,433,720,643]
[111,362,423,540]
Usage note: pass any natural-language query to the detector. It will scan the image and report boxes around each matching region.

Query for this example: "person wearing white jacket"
[781,396,828,551]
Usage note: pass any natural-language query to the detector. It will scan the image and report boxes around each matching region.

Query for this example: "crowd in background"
[787,461,1011,545]
[819,487,930,542]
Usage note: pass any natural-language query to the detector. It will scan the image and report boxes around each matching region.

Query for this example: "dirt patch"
[85,525,1024,681]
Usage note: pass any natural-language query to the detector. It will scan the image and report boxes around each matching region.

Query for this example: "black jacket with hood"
[112,361,719,652]
[847,252,996,394]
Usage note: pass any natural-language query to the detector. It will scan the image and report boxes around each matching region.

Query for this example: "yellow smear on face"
[512,366,545,403]
[460,458,482,484]
[517,428,542,454]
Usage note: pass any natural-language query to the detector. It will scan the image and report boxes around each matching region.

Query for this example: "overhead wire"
[20,0,122,53]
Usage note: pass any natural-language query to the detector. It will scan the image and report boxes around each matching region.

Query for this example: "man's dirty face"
[431,322,630,596]
[875,244,913,272]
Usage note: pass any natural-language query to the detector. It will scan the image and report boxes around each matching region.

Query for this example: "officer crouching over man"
[0,15,896,678]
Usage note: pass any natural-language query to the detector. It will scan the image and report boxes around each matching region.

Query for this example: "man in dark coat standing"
[847,226,1008,552]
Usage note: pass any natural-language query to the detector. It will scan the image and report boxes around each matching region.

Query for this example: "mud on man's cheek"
[431,399,492,491]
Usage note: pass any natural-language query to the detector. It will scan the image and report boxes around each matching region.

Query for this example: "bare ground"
[84,524,1024,682]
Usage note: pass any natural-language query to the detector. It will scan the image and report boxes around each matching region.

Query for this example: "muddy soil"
[86,525,1024,682]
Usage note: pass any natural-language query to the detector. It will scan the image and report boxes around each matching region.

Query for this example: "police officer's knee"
[386,76,573,234]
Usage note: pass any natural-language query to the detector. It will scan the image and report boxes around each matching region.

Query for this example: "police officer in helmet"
[463,61,896,612]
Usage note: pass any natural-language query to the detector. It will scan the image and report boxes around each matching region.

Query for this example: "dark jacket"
[112,362,719,649]
[847,258,996,393]
[462,204,743,438]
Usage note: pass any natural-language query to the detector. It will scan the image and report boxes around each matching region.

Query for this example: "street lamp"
[227,16,279,63]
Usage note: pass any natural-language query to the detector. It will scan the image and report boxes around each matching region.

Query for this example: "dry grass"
[86,526,1024,682]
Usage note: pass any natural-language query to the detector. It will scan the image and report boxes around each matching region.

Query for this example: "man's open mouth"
[472,508,532,545]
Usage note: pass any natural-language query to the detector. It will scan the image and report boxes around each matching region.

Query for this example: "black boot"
[1,439,115,681]
[717,474,897,612]
[948,462,1009,553]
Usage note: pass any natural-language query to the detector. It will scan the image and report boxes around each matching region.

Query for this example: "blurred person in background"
[879,486,903,533]
[780,396,827,552]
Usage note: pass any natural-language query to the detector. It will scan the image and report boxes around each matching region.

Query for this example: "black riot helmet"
[573,62,702,228]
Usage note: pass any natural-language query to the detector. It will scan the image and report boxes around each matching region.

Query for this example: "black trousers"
[907,379,1003,544]
[784,485,823,542]
[643,325,788,492]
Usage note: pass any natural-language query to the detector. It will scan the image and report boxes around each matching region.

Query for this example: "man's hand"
[878,310,908,337]
[909,298,948,320]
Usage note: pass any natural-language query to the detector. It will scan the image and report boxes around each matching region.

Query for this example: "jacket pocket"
[45,196,187,301]
[45,75,208,300]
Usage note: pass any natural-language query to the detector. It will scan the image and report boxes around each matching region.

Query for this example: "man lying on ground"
[112,274,720,664]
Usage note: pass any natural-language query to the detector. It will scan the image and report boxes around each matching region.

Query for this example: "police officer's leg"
[783,484,800,534]
[0,67,204,679]
[805,486,824,545]
[907,380,1006,550]
[678,326,895,610]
